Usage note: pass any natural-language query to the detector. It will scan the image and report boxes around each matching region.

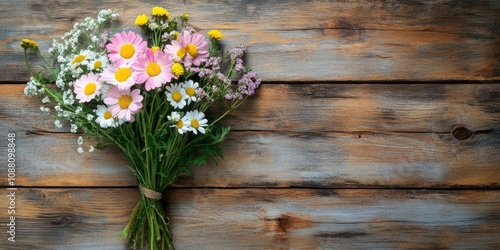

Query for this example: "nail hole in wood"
[452,126,473,140]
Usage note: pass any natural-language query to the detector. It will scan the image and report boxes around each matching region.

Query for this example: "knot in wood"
[452,126,473,140]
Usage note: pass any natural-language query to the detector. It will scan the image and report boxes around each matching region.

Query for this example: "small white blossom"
[167,111,181,122]
[54,120,63,128]
[63,90,75,105]
[24,84,38,96]
[54,104,62,112]
[40,106,50,113]
[42,96,51,103]
[75,106,83,114]
[70,124,78,133]
[77,147,84,154]
[88,145,95,153]
[149,23,159,30]
[77,136,84,145]
[87,114,95,121]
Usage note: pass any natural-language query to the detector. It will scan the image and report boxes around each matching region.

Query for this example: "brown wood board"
[1,0,499,82]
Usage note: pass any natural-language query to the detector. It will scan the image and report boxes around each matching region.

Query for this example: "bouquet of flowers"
[21,6,260,249]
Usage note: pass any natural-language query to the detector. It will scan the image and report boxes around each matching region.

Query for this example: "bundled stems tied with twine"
[140,184,163,200]
[120,185,175,250]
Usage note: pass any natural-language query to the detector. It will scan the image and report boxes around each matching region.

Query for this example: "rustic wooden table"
[1,1,499,249]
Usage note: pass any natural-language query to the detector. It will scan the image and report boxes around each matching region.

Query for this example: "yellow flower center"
[72,54,86,64]
[185,44,198,57]
[172,91,182,102]
[171,63,184,76]
[151,46,160,53]
[103,111,112,119]
[186,87,195,97]
[115,68,132,82]
[191,119,199,129]
[93,60,102,69]
[146,62,161,77]
[177,48,186,60]
[118,95,133,109]
[176,120,183,128]
[120,44,135,59]
[83,82,97,95]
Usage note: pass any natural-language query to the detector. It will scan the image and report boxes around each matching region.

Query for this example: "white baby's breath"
[70,124,78,133]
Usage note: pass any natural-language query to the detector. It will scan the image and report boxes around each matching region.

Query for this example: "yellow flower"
[152,6,170,19]
[180,13,189,22]
[208,29,222,41]
[20,38,39,50]
[171,62,184,77]
[135,14,149,26]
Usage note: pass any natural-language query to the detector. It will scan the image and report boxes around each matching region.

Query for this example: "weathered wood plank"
[0,188,498,249]
[0,129,498,188]
[2,84,499,133]
[1,84,499,188]
[1,0,499,82]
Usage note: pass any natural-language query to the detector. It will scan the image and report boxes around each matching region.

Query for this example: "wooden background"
[1,0,499,249]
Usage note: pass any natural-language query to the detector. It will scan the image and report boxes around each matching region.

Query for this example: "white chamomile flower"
[95,105,117,128]
[185,110,208,135]
[89,53,109,71]
[165,83,188,109]
[170,114,190,134]
[70,49,95,68]
[182,79,198,104]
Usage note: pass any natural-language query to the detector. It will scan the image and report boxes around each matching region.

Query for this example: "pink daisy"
[106,31,147,66]
[100,63,138,91]
[164,39,186,63]
[103,86,143,122]
[133,49,175,91]
[164,31,209,66]
[73,72,102,103]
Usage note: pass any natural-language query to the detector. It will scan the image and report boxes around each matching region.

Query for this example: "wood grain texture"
[2,84,500,133]
[0,188,498,249]
[1,0,499,82]
[1,84,499,188]
[1,0,499,248]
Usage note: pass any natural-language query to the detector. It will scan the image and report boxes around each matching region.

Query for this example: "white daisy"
[89,53,109,71]
[185,110,208,135]
[171,114,190,134]
[70,49,95,68]
[165,83,188,109]
[95,105,122,128]
[181,79,198,104]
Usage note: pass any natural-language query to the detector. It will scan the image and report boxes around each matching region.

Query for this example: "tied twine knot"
[139,184,163,200]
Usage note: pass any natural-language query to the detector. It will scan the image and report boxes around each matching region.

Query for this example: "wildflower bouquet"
[21,6,259,250]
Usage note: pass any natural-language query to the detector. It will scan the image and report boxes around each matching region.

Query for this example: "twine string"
[139,184,162,200]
